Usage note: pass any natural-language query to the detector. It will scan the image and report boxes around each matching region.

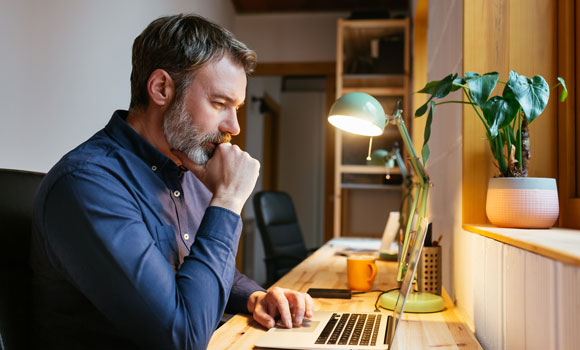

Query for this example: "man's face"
[163,55,247,165]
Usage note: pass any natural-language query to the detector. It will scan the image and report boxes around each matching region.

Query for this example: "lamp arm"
[392,148,408,178]
[396,180,430,282]
[388,111,432,283]
[390,113,429,183]
[397,183,421,281]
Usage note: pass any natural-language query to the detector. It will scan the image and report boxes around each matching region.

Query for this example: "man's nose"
[221,108,240,136]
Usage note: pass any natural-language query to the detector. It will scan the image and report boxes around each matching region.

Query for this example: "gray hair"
[129,14,256,110]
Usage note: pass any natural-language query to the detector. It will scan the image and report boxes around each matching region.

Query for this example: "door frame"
[260,92,281,191]
[252,62,336,243]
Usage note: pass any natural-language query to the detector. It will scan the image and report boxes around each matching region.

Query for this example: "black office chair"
[253,191,314,287]
[0,169,45,350]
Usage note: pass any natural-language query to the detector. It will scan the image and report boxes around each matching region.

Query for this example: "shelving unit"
[333,18,410,238]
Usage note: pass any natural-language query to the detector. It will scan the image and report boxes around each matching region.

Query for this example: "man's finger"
[285,291,306,325]
[305,293,315,318]
[267,300,278,319]
[268,288,292,328]
[253,303,275,329]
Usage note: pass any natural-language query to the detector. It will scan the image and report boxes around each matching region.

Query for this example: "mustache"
[203,132,232,144]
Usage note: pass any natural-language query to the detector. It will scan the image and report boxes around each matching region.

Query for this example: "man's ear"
[147,69,175,107]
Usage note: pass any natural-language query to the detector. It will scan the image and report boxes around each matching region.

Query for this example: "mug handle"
[367,262,377,282]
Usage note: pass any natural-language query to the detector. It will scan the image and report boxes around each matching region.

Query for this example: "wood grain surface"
[208,241,482,349]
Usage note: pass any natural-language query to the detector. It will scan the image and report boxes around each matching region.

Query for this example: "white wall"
[234,12,348,63]
[0,0,235,173]
[423,0,468,320]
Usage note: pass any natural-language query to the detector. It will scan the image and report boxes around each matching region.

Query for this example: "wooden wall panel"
[463,0,558,224]
[509,0,558,179]
[411,0,429,152]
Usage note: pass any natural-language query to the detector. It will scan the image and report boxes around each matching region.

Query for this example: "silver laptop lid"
[386,218,430,346]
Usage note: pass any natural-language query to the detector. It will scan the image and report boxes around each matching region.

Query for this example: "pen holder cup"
[417,246,442,295]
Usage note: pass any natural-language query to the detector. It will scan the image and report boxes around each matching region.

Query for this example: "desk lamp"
[328,92,444,313]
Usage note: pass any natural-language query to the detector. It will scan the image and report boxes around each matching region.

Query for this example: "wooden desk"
[208,241,482,349]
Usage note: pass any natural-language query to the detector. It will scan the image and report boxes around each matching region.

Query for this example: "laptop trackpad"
[272,320,321,332]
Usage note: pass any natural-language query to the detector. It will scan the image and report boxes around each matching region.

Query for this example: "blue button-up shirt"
[30,110,264,350]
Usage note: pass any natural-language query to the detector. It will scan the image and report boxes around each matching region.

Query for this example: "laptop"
[255,219,431,350]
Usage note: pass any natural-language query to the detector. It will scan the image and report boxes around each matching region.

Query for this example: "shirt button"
[184,233,190,240]
[151,165,157,171]
[173,190,181,198]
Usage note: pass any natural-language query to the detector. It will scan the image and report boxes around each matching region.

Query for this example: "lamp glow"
[328,115,383,136]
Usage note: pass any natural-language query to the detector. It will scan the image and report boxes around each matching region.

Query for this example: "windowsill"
[463,224,580,267]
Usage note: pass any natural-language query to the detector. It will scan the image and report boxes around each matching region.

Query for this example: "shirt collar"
[104,110,178,173]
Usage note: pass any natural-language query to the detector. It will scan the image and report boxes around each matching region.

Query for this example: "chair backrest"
[0,169,45,350]
[253,191,308,286]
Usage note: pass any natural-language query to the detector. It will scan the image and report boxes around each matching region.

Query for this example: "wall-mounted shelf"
[463,224,580,267]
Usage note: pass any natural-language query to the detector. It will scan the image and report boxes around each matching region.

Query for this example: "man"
[30,14,313,350]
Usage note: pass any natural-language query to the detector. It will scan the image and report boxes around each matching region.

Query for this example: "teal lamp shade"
[328,92,386,136]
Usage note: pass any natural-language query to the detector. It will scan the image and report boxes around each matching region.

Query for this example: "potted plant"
[414,71,567,228]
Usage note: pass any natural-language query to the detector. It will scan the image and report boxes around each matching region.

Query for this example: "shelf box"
[342,23,406,76]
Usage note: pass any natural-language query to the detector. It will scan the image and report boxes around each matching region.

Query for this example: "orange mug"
[346,256,377,291]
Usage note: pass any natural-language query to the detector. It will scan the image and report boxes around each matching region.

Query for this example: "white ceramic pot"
[485,177,559,228]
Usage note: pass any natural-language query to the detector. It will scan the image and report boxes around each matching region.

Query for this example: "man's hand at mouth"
[172,144,260,215]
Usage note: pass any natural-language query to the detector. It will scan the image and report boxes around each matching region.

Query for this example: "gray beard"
[163,98,230,165]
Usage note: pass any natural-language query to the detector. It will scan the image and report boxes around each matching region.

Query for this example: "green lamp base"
[380,291,444,313]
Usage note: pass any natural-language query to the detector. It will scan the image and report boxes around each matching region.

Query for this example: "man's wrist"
[209,196,244,215]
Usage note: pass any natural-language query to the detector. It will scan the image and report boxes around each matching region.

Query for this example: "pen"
[433,235,442,247]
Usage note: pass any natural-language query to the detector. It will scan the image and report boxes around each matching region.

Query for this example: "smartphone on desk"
[306,288,351,299]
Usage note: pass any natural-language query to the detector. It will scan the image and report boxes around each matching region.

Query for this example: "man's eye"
[213,102,225,109]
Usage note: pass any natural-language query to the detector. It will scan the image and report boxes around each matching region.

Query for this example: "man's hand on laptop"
[247,287,314,329]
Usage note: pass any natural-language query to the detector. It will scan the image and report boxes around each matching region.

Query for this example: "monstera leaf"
[482,96,519,137]
[465,72,499,107]
[421,101,434,163]
[415,74,457,117]
[557,77,568,102]
[413,70,567,174]
[506,71,549,123]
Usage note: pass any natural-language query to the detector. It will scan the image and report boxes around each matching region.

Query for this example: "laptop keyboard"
[315,313,382,347]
